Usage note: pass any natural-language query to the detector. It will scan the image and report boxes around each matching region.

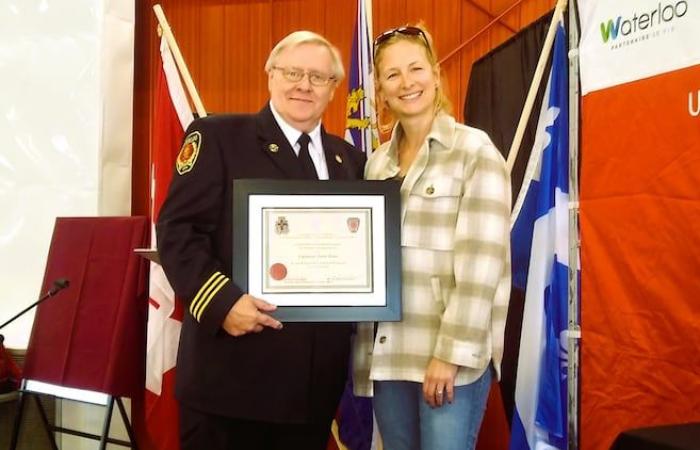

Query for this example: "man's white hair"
[264,30,345,81]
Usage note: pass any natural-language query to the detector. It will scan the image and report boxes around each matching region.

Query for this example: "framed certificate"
[232,179,401,322]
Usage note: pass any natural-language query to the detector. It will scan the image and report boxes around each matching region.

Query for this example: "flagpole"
[364,0,374,43]
[505,0,568,177]
[153,4,207,118]
[363,0,378,155]
[567,1,582,449]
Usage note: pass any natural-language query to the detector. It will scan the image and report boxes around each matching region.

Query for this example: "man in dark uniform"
[156,31,365,450]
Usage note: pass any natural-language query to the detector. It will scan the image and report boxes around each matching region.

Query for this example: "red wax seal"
[269,263,287,281]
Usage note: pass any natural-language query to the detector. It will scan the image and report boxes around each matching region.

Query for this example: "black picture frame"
[232,179,402,322]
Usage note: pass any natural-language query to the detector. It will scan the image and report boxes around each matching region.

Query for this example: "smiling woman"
[377,39,438,125]
[373,25,452,136]
[352,24,512,450]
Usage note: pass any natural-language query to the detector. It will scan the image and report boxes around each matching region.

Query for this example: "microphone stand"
[0,282,72,394]
[0,278,71,444]
[0,279,71,340]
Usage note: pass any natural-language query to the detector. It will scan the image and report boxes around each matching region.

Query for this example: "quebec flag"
[344,0,378,154]
[509,20,569,450]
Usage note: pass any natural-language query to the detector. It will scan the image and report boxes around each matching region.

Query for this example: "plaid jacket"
[352,113,511,396]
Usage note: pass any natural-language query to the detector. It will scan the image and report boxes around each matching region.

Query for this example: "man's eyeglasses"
[271,66,336,87]
[373,26,431,53]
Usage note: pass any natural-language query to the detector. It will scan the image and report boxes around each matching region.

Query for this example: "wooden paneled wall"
[132,0,555,215]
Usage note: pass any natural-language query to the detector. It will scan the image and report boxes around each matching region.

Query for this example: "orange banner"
[580,64,700,450]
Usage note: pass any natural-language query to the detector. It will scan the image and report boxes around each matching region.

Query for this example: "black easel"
[10,381,138,450]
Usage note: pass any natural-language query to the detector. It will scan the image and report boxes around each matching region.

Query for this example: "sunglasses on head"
[373,26,431,53]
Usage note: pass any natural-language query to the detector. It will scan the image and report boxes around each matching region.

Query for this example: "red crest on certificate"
[347,217,360,233]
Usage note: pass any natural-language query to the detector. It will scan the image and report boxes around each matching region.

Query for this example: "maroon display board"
[23,217,149,398]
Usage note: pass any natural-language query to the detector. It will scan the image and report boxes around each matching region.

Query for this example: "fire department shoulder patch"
[176,131,202,175]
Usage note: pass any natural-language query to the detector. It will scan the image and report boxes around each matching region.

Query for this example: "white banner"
[0,0,133,349]
[579,0,700,94]
[99,0,135,216]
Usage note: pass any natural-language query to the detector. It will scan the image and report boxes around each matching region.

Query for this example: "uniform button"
[379,336,387,343]
[426,185,435,195]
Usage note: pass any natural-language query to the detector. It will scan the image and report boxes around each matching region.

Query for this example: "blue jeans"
[373,367,493,450]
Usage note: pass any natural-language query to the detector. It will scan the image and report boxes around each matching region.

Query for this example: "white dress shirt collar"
[269,102,328,179]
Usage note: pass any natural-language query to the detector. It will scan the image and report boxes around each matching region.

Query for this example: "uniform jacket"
[157,104,365,423]
[352,113,511,396]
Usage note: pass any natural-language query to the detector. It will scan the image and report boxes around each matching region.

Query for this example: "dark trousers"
[179,403,333,450]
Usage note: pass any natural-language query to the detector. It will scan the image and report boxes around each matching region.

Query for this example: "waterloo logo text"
[600,1,688,48]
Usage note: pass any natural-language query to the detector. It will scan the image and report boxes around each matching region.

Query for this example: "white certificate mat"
[249,195,386,306]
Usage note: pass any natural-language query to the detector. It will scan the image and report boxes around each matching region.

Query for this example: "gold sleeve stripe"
[191,272,228,320]
[194,276,228,322]
[190,272,227,320]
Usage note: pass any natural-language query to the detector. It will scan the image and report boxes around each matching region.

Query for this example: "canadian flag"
[137,36,193,450]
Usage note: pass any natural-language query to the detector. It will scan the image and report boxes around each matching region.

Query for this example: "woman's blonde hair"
[373,23,452,133]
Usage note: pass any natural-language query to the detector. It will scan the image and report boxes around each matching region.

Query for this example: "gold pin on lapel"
[335,154,343,164]
[268,143,279,153]
[426,185,435,195]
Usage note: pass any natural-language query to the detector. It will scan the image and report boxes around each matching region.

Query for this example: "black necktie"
[297,133,318,179]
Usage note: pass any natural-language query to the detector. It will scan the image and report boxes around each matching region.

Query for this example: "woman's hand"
[423,357,459,408]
